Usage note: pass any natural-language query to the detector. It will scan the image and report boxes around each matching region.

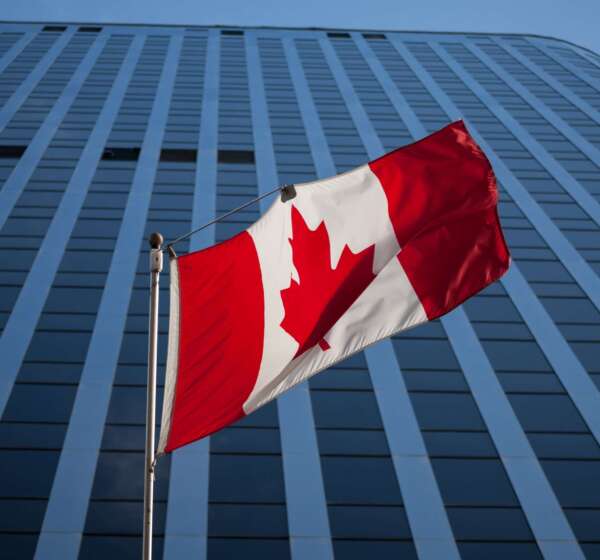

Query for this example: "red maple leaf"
[280,205,376,359]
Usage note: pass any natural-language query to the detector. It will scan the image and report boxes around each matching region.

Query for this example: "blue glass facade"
[0,22,599,560]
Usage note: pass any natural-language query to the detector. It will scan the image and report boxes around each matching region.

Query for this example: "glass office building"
[0,21,599,560]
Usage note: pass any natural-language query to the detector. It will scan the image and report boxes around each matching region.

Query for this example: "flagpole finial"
[149,232,163,250]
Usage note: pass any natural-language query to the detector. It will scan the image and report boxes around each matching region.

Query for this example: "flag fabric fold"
[158,120,510,454]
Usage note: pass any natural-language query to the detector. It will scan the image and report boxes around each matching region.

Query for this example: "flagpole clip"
[167,245,177,260]
[280,184,296,203]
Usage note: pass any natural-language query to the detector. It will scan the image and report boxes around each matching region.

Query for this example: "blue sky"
[3,0,600,54]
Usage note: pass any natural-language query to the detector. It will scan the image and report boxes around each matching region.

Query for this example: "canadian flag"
[158,121,510,453]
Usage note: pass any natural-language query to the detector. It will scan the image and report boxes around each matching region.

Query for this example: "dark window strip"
[42,25,67,32]
[101,147,140,161]
[160,148,196,162]
[100,148,257,164]
[0,145,26,158]
[218,149,254,164]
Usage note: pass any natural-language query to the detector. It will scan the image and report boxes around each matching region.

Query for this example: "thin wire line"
[166,185,285,251]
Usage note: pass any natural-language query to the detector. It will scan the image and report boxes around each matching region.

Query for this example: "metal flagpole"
[143,232,163,560]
